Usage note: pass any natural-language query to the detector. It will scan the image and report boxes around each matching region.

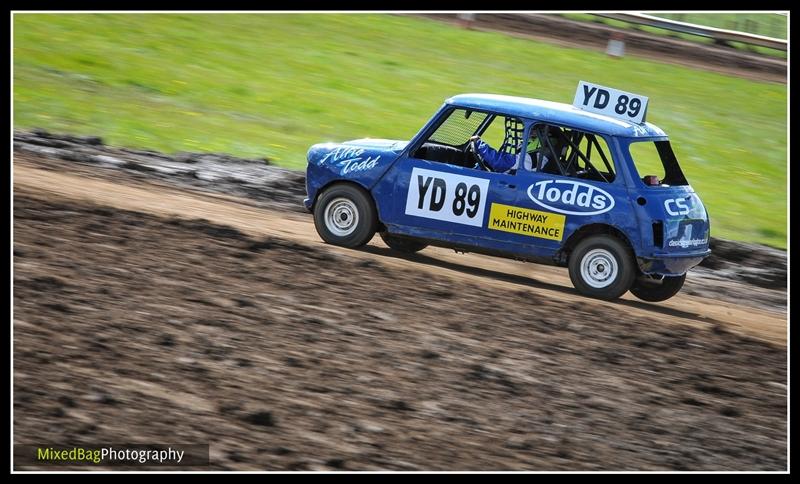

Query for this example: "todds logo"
[527,180,615,216]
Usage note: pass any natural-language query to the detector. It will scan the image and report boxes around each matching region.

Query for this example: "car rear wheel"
[313,184,377,248]
[379,233,428,253]
[568,235,635,300]
[630,273,686,302]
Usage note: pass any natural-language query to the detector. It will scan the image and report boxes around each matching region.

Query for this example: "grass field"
[12,14,787,247]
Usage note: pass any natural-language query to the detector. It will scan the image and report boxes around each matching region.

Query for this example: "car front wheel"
[313,184,378,248]
[630,273,686,302]
[568,235,636,300]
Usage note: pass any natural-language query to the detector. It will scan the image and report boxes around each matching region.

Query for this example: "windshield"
[626,139,688,187]
[427,108,489,147]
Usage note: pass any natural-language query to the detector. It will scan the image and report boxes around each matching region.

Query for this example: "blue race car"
[304,82,710,301]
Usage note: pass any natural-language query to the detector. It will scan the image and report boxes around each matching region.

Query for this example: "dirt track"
[13,152,787,470]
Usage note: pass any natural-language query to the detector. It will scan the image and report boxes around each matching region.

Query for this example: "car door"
[498,167,569,252]
[372,107,534,251]
[467,122,568,254]
[505,124,632,254]
[383,154,520,245]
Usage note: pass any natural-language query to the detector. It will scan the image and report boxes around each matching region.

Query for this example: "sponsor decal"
[339,156,380,174]
[669,221,707,248]
[488,203,565,241]
[319,146,381,175]
[668,238,707,248]
[405,168,489,227]
[664,197,690,216]
[527,179,615,216]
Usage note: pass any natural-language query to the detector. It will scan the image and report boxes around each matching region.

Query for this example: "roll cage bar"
[533,124,614,182]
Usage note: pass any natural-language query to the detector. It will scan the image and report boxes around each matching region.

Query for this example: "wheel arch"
[558,223,636,265]
[312,179,371,208]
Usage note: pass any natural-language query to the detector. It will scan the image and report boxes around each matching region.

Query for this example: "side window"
[479,115,506,148]
[565,131,615,182]
[475,115,527,173]
[526,124,616,183]
[413,108,488,168]
[479,115,523,155]
[413,109,526,175]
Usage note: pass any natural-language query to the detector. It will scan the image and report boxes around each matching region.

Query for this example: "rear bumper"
[637,249,711,276]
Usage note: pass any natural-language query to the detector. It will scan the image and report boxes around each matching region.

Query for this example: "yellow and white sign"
[488,203,565,241]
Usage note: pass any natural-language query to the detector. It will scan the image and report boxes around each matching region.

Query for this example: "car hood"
[307,139,408,172]
[306,138,408,184]
[340,138,408,151]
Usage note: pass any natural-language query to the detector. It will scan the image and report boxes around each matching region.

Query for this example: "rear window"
[627,140,688,187]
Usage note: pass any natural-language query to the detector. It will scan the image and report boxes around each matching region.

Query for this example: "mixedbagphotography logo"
[14,444,210,468]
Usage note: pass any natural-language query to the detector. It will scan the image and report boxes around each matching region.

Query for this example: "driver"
[468,135,532,173]
[467,116,532,173]
[529,125,567,174]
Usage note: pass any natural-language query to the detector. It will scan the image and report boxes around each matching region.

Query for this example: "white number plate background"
[574,81,649,124]
[405,167,490,227]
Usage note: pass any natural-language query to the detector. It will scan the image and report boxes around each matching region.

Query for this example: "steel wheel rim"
[324,197,359,237]
[580,248,618,289]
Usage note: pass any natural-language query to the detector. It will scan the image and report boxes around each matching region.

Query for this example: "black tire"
[313,184,377,248]
[568,234,636,300]
[379,232,428,253]
[630,274,686,302]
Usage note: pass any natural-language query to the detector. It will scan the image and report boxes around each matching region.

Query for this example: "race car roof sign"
[573,81,649,125]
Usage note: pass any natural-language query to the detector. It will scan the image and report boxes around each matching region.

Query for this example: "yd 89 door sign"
[404,168,490,227]
[417,178,481,217]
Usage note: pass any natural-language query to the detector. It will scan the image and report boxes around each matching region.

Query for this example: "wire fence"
[592,13,787,52]
[653,13,787,40]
